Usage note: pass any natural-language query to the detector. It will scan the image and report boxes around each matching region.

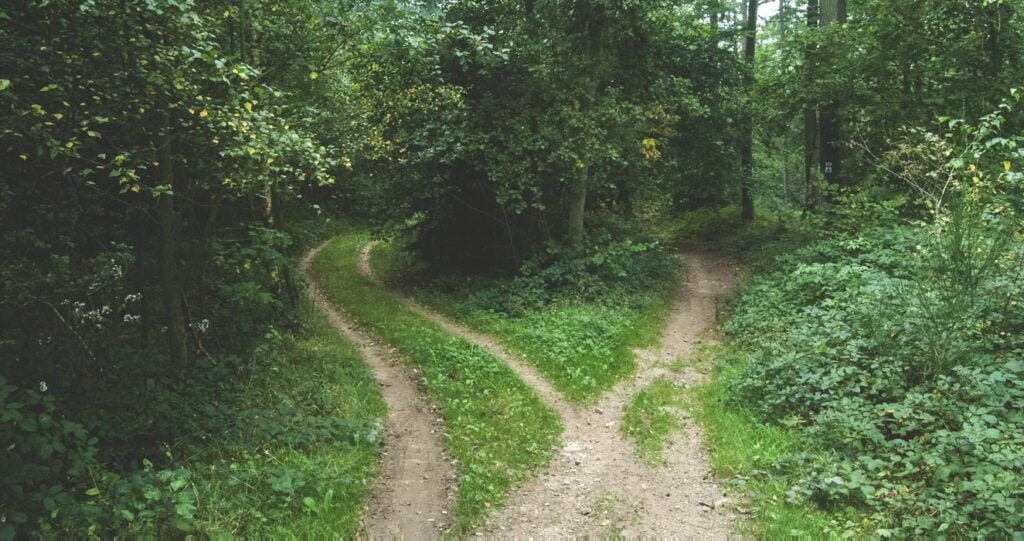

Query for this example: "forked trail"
[300,243,454,538]
[360,243,740,537]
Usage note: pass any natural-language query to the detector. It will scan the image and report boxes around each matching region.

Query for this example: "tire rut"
[360,243,740,538]
[301,242,454,539]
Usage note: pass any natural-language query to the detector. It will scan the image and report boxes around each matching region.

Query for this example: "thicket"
[719,99,1024,536]
[344,0,745,270]
[0,1,378,536]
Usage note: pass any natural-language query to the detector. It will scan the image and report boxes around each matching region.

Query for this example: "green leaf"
[175,503,196,520]
[302,496,318,513]
[85,487,101,496]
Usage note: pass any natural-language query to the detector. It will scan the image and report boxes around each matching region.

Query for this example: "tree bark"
[819,0,846,185]
[804,0,820,209]
[567,162,588,249]
[740,0,757,222]
[156,113,189,375]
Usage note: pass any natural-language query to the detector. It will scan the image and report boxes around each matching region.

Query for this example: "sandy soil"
[360,243,741,538]
[300,242,455,539]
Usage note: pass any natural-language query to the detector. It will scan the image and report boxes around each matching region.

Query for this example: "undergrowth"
[312,231,562,530]
[1,211,387,538]
[703,105,1024,537]
[688,354,843,538]
[1,288,386,538]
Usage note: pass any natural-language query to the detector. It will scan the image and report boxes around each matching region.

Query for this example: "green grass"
[312,231,562,530]
[686,347,851,538]
[621,378,688,463]
[370,241,677,403]
[191,301,387,537]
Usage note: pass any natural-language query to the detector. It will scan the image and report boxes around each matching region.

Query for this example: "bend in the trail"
[360,242,740,537]
[301,242,454,539]
[358,242,576,421]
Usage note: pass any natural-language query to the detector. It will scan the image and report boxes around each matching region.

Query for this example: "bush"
[720,99,1024,536]
[725,222,1024,535]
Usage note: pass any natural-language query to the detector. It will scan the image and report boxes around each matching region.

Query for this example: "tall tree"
[818,0,846,185]
[740,0,757,221]
[804,0,820,208]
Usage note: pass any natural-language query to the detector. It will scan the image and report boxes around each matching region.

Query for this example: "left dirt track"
[300,242,454,538]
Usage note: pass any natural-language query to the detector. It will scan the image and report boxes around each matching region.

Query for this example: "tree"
[818,0,846,185]
[347,0,736,269]
[804,0,820,208]
[740,0,758,221]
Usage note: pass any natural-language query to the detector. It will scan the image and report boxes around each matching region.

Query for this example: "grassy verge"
[190,302,387,537]
[686,349,841,538]
[370,240,677,403]
[621,378,688,464]
[312,231,562,530]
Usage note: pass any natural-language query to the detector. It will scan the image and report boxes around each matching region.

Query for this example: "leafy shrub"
[726,223,1024,535]
[422,218,676,317]
[720,98,1024,536]
[1,376,98,539]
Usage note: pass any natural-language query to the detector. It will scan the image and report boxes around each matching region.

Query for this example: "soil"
[300,242,455,539]
[360,243,741,537]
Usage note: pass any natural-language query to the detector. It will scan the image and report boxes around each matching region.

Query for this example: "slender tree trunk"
[804,0,820,209]
[567,162,588,248]
[819,0,846,185]
[156,113,189,375]
[239,0,249,63]
[740,0,757,221]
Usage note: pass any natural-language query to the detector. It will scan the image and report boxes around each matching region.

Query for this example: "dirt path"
[300,243,454,538]
[361,243,740,537]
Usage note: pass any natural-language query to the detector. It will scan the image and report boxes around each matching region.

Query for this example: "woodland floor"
[304,240,741,537]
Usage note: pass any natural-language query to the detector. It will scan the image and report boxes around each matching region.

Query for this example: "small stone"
[714,498,730,509]
[595,407,604,414]
[581,509,592,516]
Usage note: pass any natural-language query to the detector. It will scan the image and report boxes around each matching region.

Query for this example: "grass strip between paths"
[312,231,562,530]
[371,241,678,403]
[621,378,688,464]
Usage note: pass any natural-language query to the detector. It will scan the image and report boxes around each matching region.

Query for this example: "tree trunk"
[819,0,846,185]
[567,162,588,249]
[804,0,820,209]
[740,0,757,222]
[156,113,189,376]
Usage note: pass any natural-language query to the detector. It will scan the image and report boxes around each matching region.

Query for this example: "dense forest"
[1,0,1022,537]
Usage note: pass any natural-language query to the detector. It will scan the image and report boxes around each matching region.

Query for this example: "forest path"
[300,242,454,538]
[361,243,740,537]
